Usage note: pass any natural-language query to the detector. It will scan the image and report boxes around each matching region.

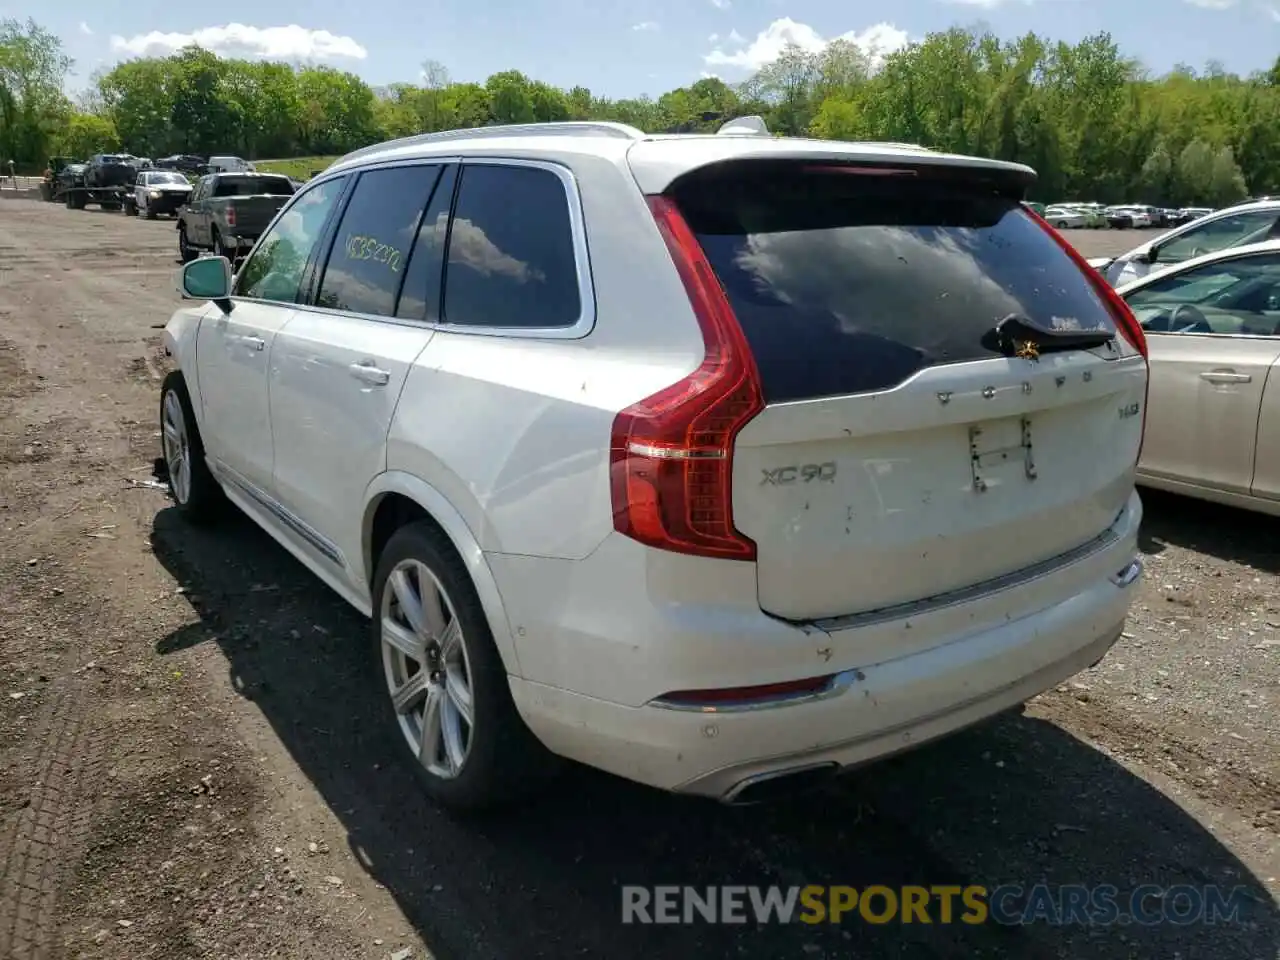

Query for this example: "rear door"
[670,162,1146,621]
[187,177,211,245]
[268,162,452,575]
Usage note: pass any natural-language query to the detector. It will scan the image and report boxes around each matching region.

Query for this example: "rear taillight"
[608,196,765,561]
[1024,206,1149,457]
[225,205,236,227]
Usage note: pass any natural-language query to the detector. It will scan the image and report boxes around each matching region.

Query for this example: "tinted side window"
[234,177,346,304]
[442,164,581,329]
[315,165,443,317]
[396,165,457,322]
[675,164,1119,403]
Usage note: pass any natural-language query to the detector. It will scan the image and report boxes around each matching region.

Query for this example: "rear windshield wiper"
[981,313,1114,358]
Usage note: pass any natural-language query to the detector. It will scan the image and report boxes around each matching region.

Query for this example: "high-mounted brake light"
[1024,206,1149,457]
[608,196,765,561]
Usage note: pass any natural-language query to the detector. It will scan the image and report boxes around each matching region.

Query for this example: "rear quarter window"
[673,165,1118,403]
[441,163,582,330]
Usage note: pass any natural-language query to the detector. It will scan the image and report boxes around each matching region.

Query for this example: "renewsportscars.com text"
[621,884,1250,926]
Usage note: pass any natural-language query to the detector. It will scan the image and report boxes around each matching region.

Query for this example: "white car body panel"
[162,123,1144,801]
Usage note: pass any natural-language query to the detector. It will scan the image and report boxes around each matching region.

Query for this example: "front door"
[195,301,296,492]
[195,174,349,496]
[269,162,452,582]
[1129,250,1280,493]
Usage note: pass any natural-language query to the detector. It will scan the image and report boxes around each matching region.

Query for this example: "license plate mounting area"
[969,416,1036,493]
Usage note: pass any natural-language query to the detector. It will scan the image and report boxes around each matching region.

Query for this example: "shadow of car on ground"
[149,503,1278,960]
[1137,486,1280,574]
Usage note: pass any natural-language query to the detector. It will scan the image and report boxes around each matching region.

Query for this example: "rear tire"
[369,522,561,812]
[159,372,224,524]
[178,224,196,263]
[212,229,231,261]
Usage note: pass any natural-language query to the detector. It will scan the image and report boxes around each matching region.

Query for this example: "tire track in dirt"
[0,678,102,960]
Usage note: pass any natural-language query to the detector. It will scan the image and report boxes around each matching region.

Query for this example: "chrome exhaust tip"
[722,762,839,806]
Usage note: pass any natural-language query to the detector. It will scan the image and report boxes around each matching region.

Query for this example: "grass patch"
[253,156,338,181]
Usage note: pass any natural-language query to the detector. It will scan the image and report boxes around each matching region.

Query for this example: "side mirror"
[1137,248,1156,265]
[179,255,233,312]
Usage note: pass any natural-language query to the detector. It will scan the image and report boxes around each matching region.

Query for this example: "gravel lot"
[0,205,1276,960]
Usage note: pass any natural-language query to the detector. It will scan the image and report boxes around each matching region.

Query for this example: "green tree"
[0,18,72,169]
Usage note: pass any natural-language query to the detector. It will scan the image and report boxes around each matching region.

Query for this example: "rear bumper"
[505,491,1143,800]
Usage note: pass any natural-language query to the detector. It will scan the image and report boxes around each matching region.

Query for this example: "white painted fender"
[361,471,523,676]
[162,304,210,428]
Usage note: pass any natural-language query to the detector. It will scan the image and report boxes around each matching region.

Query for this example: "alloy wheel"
[380,559,474,779]
[161,390,191,504]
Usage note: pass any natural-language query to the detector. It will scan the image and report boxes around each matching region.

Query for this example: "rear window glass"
[674,166,1118,403]
[213,176,295,197]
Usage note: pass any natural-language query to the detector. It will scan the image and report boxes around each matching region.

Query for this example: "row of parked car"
[1030,201,1215,230]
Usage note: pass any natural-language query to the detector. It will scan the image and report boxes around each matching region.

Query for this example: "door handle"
[239,335,265,352]
[348,361,390,386]
[1199,370,1251,384]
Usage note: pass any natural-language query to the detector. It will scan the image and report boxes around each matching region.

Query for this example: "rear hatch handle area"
[981,313,1115,359]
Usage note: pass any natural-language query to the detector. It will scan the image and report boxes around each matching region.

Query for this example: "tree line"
[4,15,1280,205]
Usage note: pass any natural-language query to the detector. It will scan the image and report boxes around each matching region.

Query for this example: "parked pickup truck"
[176,172,296,262]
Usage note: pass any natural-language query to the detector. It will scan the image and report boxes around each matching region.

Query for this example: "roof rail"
[332,121,646,167]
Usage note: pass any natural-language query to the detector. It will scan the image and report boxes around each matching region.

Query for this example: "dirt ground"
[0,204,1275,960]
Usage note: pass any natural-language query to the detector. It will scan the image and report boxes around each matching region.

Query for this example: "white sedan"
[1118,239,1280,515]
[1091,200,1280,287]
[1043,206,1088,229]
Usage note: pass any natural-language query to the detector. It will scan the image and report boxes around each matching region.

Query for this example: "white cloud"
[705,18,909,72]
[729,28,745,42]
[109,24,368,61]
[78,21,93,36]
[710,0,731,8]
[1270,3,1280,19]
[709,32,720,42]
[631,21,660,32]
[1183,0,1236,6]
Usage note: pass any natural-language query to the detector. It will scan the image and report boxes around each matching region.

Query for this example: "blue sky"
[15,0,1280,97]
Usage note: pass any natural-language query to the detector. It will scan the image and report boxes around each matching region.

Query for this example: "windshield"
[145,172,187,185]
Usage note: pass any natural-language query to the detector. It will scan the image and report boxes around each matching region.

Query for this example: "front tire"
[160,373,224,523]
[370,523,559,812]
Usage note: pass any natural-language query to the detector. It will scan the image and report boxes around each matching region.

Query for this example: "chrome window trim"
[237,154,598,341]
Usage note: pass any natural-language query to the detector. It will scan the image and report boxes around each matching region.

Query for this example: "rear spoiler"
[627,138,1036,196]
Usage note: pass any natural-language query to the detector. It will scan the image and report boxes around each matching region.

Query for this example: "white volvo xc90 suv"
[159,118,1148,810]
